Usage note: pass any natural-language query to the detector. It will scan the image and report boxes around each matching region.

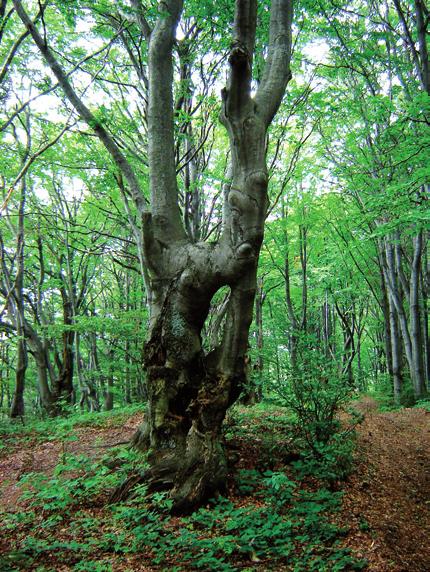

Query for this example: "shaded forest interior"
[0,0,429,570]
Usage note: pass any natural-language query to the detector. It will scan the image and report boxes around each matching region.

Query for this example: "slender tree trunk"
[10,338,27,418]
[384,237,414,373]
[52,291,74,404]
[124,274,132,404]
[380,265,394,378]
[33,349,55,414]
[77,331,99,413]
[0,346,4,409]
[299,222,308,332]
[409,231,426,397]
[10,180,27,418]
[242,277,265,404]
[255,278,265,402]
[284,221,299,369]
[104,348,114,411]
[388,294,403,404]
[335,303,355,386]
[322,291,332,358]
[356,331,363,390]
[422,244,430,388]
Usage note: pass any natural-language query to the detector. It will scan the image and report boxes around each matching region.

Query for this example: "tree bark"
[409,230,426,397]
[388,293,403,404]
[10,179,27,418]
[129,0,293,511]
[242,276,265,404]
[52,289,74,404]
[16,0,292,511]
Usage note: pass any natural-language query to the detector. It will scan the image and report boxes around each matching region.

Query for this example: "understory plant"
[271,338,361,481]
[0,403,368,572]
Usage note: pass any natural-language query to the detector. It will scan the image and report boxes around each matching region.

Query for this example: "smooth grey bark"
[254,277,265,401]
[129,0,293,510]
[423,243,430,387]
[322,290,334,359]
[382,233,427,399]
[379,262,394,380]
[384,239,413,362]
[335,302,356,386]
[283,206,308,370]
[17,0,292,510]
[283,208,299,369]
[388,292,403,404]
[409,230,426,397]
[10,179,27,418]
[242,276,265,404]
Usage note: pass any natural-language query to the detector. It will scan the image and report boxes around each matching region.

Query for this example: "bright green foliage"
[0,0,428,567]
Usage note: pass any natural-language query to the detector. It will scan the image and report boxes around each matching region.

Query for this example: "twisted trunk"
[131,0,292,511]
[15,0,292,511]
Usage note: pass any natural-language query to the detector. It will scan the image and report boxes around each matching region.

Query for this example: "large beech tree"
[15,0,292,510]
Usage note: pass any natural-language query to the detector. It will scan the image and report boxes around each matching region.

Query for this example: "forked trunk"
[128,258,256,510]
[15,0,291,512]
[115,0,292,511]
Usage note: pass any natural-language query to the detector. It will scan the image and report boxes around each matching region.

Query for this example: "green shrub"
[415,397,430,411]
[269,341,359,481]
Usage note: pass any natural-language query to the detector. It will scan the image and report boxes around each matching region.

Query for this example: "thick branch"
[414,0,430,93]
[393,0,423,85]
[129,0,152,40]
[0,25,30,84]
[255,0,293,126]
[13,0,146,215]
[148,0,185,241]
[221,0,257,119]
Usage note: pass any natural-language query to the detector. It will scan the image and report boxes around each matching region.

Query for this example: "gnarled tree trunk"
[131,0,293,511]
[15,0,292,512]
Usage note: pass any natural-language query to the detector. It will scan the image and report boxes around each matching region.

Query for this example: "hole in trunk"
[202,286,231,353]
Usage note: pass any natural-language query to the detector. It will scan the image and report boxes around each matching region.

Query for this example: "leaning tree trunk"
[128,0,293,512]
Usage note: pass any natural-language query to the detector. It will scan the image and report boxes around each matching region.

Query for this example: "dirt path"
[342,397,430,572]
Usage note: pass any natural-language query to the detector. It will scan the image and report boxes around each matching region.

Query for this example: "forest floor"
[0,398,429,571]
[339,397,430,572]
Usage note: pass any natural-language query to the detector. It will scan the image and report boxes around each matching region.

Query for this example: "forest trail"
[341,397,430,572]
[0,401,429,571]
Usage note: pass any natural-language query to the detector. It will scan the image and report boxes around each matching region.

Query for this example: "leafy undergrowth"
[0,406,428,572]
[0,405,144,455]
[0,403,367,571]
